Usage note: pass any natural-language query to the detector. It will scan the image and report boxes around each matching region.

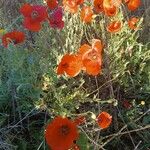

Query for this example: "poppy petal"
[126,0,141,11]
[65,58,82,77]
[2,31,25,47]
[92,39,103,53]
[31,5,48,22]
[83,59,102,76]
[80,6,93,23]
[128,17,139,30]
[103,0,118,17]
[23,18,42,32]
[46,0,58,10]
[97,112,112,129]
[76,0,84,5]
[63,0,78,13]
[20,3,32,17]
[106,21,122,33]
[78,44,91,56]
[49,7,64,29]
[94,0,104,13]
[57,54,82,77]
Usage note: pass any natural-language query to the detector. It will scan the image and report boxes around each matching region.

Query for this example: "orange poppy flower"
[82,50,102,76]
[78,39,103,76]
[103,0,118,17]
[106,21,122,33]
[57,54,82,77]
[45,116,79,150]
[46,0,58,10]
[63,0,78,13]
[80,6,93,23]
[78,39,103,56]
[128,17,139,30]
[97,112,112,129]
[2,31,25,47]
[125,0,141,11]
[74,115,86,125]
[94,0,104,13]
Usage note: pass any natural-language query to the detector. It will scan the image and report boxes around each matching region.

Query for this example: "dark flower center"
[114,22,119,29]
[31,11,39,19]
[60,125,70,136]
[88,51,98,60]
[62,63,69,69]
[97,4,102,10]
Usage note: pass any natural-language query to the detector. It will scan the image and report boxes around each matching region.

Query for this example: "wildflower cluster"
[57,39,103,77]
[0,0,143,150]
[45,112,112,150]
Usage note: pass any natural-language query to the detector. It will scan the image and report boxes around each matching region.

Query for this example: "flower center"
[114,22,119,28]
[62,63,69,69]
[97,3,103,10]
[92,55,97,60]
[60,125,70,136]
[31,11,39,19]
[88,51,98,60]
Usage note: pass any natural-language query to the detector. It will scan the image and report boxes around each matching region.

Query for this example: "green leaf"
[77,133,92,150]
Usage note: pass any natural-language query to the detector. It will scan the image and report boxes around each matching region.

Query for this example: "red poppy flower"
[57,54,82,77]
[48,7,64,29]
[125,0,141,11]
[128,17,139,30]
[46,0,58,10]
[20,3,47,32]
[63,0,78,13]
[106,21,122,33]
[94,0,104,13]
[2,31,25,47]
[80,6,93,23]
[78,39,103,76]
[103,0,118,17]
[74,115,86,125]
[45,116,79,150]
[97,112,112,129]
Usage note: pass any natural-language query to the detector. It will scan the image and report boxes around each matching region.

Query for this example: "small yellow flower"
[0,29,6,37]
[91,113,96,120]
[0,29,6,34]
[140,101,145,105]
